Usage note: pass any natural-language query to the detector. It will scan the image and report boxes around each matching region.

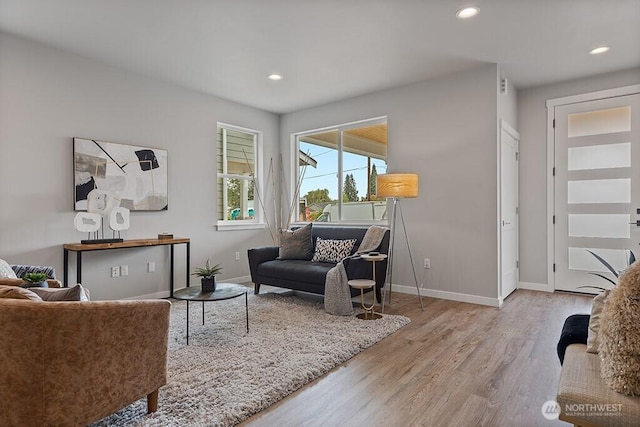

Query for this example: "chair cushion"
[0,259,18,279]
[258,260,335,285]
[586,290,610,353]
[30,284,90,301]
[0,285,42,301]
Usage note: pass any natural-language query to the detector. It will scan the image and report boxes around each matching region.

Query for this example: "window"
[294,117,387,223]
[217,123,262,229]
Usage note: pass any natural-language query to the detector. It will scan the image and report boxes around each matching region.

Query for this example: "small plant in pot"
[22,272,48,288]
[192,259,222,292]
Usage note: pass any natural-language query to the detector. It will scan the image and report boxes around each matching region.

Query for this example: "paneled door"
[500,121,519,300]
[554,93,640,293]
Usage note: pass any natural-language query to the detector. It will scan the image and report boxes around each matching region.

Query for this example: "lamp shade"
[376,173,419,198]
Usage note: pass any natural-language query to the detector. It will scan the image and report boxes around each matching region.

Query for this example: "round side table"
[349,253,387,320]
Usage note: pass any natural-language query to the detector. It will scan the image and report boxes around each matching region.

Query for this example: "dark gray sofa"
[248,226,390,300]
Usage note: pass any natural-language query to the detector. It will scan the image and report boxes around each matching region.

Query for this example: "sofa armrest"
[0,299,171,426]
[248,246,280,279]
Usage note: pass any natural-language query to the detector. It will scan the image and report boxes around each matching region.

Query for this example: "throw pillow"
[312,237,357,264]
[586,289,610,353]
[278,223,314,260]
[0,285,43,301]
[30,284,91,301]
[599,261,640,396]
[0,259,17,279]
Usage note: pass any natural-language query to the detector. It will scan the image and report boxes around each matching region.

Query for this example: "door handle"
[502,220,511,226]
[629,221,640,226]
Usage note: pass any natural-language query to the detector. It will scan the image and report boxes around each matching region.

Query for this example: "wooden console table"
[63,238,190,297]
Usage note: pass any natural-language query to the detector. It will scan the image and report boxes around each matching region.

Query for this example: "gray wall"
[281,64,501,302]
[0,33,279,300]
[518,67,640,285]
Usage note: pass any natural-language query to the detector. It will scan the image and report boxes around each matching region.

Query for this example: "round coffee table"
[173,283,248,345]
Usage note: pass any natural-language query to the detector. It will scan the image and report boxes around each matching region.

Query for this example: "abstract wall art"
[74,138,168,211]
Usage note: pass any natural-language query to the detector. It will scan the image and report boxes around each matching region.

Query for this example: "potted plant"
[22,272,48,288]
[192,259,222,292]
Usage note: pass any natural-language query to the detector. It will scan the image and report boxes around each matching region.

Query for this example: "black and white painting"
[74,138,168,211]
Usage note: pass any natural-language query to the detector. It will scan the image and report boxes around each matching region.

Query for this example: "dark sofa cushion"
[258,260,335,286]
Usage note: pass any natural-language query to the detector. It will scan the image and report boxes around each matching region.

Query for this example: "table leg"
[63,249,69,287]
[245,292,249,333]
[186,242,190,287]
[170,244,175,297]
[186,300,190,345]
[77,252,82,284]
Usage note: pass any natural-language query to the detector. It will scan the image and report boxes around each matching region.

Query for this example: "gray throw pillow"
[30,284,90,301]
[278,223,314,260]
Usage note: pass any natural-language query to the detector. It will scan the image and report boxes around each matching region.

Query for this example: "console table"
[63,238,190,296]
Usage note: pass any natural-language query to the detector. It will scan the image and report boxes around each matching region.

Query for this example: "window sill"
[216,222,266,231]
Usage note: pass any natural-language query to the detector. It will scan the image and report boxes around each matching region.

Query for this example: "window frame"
[216,122,264,231]
[290,116,388,226]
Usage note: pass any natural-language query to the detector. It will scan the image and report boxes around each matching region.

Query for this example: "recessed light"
[456,6,479,19]
[589,46,610,55]
[268,73,283,81]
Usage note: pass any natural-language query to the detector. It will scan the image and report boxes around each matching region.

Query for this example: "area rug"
[91,291,410,426]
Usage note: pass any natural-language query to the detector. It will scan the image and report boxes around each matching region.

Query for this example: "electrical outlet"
[235,251,240,261]
[120,265,129,276]
[148,262,155,273]
[111,266,120,278]
[424,258,431,269]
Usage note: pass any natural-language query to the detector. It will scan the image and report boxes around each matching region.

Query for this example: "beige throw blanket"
[324,226,389,315]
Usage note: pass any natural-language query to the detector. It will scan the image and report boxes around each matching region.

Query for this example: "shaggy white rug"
[92,291,410,426]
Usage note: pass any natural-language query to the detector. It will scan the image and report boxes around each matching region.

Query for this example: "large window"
[217,123,262,228]
[295,117,387,223]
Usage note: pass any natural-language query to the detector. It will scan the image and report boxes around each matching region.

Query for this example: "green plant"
[23,272,47,283]
[579,249,636,292]
[192,259,222,279]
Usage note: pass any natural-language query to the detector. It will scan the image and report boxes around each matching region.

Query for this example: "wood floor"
[240,289,592,427]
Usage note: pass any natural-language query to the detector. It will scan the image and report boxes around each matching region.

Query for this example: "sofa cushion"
[0,259,18,279]
[586,289,610,353]
[311,238,356,263]
[258,260,335,285]
[0,285,42,301]
[278,223,314,260]
[30,284,90,301]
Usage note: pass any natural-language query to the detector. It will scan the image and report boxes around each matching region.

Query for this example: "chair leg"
[147,389,159,413]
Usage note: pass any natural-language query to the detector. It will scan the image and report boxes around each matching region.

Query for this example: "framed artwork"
[74,138,168,211]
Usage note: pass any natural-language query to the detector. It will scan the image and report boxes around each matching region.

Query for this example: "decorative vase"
[201,276,216,292]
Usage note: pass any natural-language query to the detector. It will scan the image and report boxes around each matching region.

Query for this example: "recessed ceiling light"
[589,46,610,55]
[456,6,479,19]
[268,73,283,81]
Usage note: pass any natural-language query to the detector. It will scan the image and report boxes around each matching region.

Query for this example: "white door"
[554,93,640,293]
[500,121,519,300]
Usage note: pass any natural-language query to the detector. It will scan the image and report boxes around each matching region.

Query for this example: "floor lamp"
[377,173,424,312]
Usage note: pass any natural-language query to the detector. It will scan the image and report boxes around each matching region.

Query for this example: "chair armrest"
[248,246,280,279]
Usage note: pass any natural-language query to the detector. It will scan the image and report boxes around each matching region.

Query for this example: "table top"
[360,253,388,261]
[63,237,190,251]
[173,283,247,301]
[348,279,376,289]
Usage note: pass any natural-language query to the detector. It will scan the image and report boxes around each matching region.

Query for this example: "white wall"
[518,67,640,286]
[0,32,279,300]
[281,64,501,303]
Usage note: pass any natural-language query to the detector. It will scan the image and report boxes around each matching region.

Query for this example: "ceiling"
[1,0,638,114]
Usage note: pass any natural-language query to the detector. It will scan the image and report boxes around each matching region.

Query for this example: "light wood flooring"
[240,289,592,427]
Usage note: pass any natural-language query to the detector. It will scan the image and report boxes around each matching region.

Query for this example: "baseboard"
[226,275,252,285]
[391,284,501,307]
[518,281,553,292]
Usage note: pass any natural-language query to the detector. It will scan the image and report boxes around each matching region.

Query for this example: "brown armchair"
[0,299,171,426]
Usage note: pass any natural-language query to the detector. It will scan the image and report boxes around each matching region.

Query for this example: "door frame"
[545,84,640,291]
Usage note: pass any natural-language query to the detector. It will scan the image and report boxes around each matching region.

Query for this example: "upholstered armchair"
[0,298,171,426]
